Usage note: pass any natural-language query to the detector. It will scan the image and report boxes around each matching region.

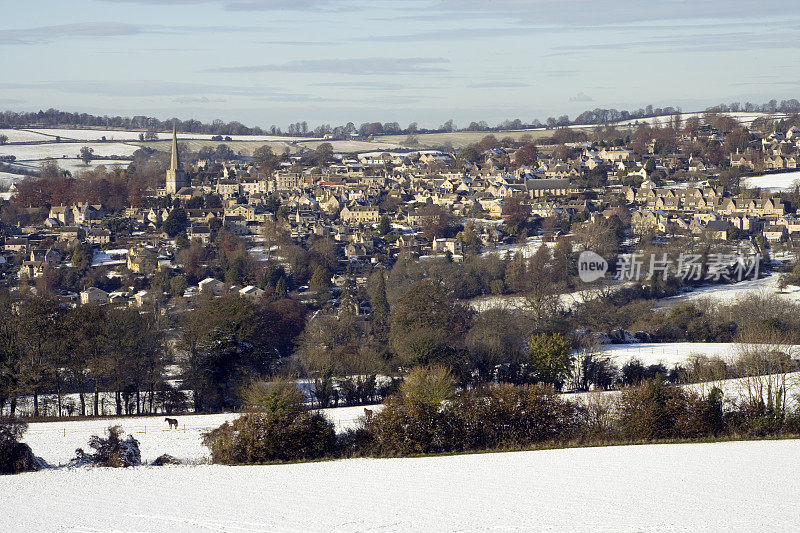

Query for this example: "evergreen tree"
[528,333,573,390]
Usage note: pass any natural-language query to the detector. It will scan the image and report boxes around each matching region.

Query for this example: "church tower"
[165,127,187,194]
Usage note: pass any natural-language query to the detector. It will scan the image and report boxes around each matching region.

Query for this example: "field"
[744,170,800,191]
[661,274,800,306]
[600,342,799,367]
[0,141,139,161]
[135,139,297,157]
[22,129,318,143]
[22,405,369,465]
[379,128,564,149]
[3,439,799,532]
[137,138,404,156]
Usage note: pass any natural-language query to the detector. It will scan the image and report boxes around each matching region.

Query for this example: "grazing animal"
[363,408,373,420]
[165,417,178,430]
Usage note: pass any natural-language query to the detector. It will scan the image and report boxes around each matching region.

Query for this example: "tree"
[163,208,188,238]
[368,269,390,344]
[528,333,573,389]
[16,296,61,417]
[389,279,462,366]
[309,266,332,306]
[0,134,8,145]
[180,294,258,412]
[0,294,23,416]
[314,142,334,165]
[456,220,482,255]
[377,214,391,236]
[252,145,278,170]
[72,242,94,271]
[514,142,537,167]
[458,146,481,164]
[169,275,188,297]
[79,146,94,165]
[419,205,454,241]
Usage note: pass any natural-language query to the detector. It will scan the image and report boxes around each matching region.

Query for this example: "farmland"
[3,439,799,532]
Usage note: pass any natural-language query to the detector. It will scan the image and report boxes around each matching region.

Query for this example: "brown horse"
[363,408,373,420]
[165,417,178,429]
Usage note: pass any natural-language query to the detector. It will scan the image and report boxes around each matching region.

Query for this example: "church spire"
[165,125,187,195]
[170,126,180,171]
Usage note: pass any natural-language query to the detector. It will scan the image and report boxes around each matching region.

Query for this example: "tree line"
[3,99,798,142]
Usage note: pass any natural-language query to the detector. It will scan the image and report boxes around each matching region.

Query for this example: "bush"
[72,425,141,467]
[367,367,577,455]
[0,417,44,474]
[614,378,724,440]
[203,381,336,464]
[453,383,578,449]
[203,411,336,464]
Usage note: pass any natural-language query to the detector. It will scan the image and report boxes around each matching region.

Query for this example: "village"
[1,111,800,308]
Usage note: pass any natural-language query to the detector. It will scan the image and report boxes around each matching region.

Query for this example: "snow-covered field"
[0,129,53,142]
[302,139,403,152]
[599,342,799,367]
[0,171,31,184]
[0,142,139,161]
[662,275,800,305]
[480,236,552,259]
[22,405,370,465]
[744,170,800,191]
[612,111,785,128]
[26,128,319,143]
[3,439,800,532]
[91,248,127,267]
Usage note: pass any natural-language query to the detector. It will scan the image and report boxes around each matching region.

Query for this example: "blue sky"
[1,0,799,129]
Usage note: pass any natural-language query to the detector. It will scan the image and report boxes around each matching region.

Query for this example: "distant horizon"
[2,98,797,135]
[3,1,800,128]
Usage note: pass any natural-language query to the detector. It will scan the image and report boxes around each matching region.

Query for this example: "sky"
[1,0,800,129]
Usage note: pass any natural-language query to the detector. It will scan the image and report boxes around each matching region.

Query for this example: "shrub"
[614,378,725,440]
[453,383,578,449]
[203,381,336,464]
[0,416,44,474]
[367,368,577,455]
[367,366,457,455]
[203,411,336,464]
[73,425,142,467]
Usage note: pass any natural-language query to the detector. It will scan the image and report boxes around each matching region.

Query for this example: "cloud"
[172,96,228,103]
[256,40,341,46]
[310,81,406,90]
[367,27,539,43]
[0,80,319,102]
[569,92,593,102]
[468,82,529,88]
[0,22,141,45]
[430,0,775,25]
[204,57,450,75]
[99,0,347,10]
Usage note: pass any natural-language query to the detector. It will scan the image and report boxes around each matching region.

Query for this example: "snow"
[0,129,52,143]
[27,128,319,142]
[91,248,127,267]
[599,342,798,367]
[662,274,800,305]
[0,171,30,184]
[743,170,800,191]
[3,439,800,532]
[22,405,371,465]
[609,111,785,128]
[480,236,552,259]
[302,139,402,152]
[0,142,139,161]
